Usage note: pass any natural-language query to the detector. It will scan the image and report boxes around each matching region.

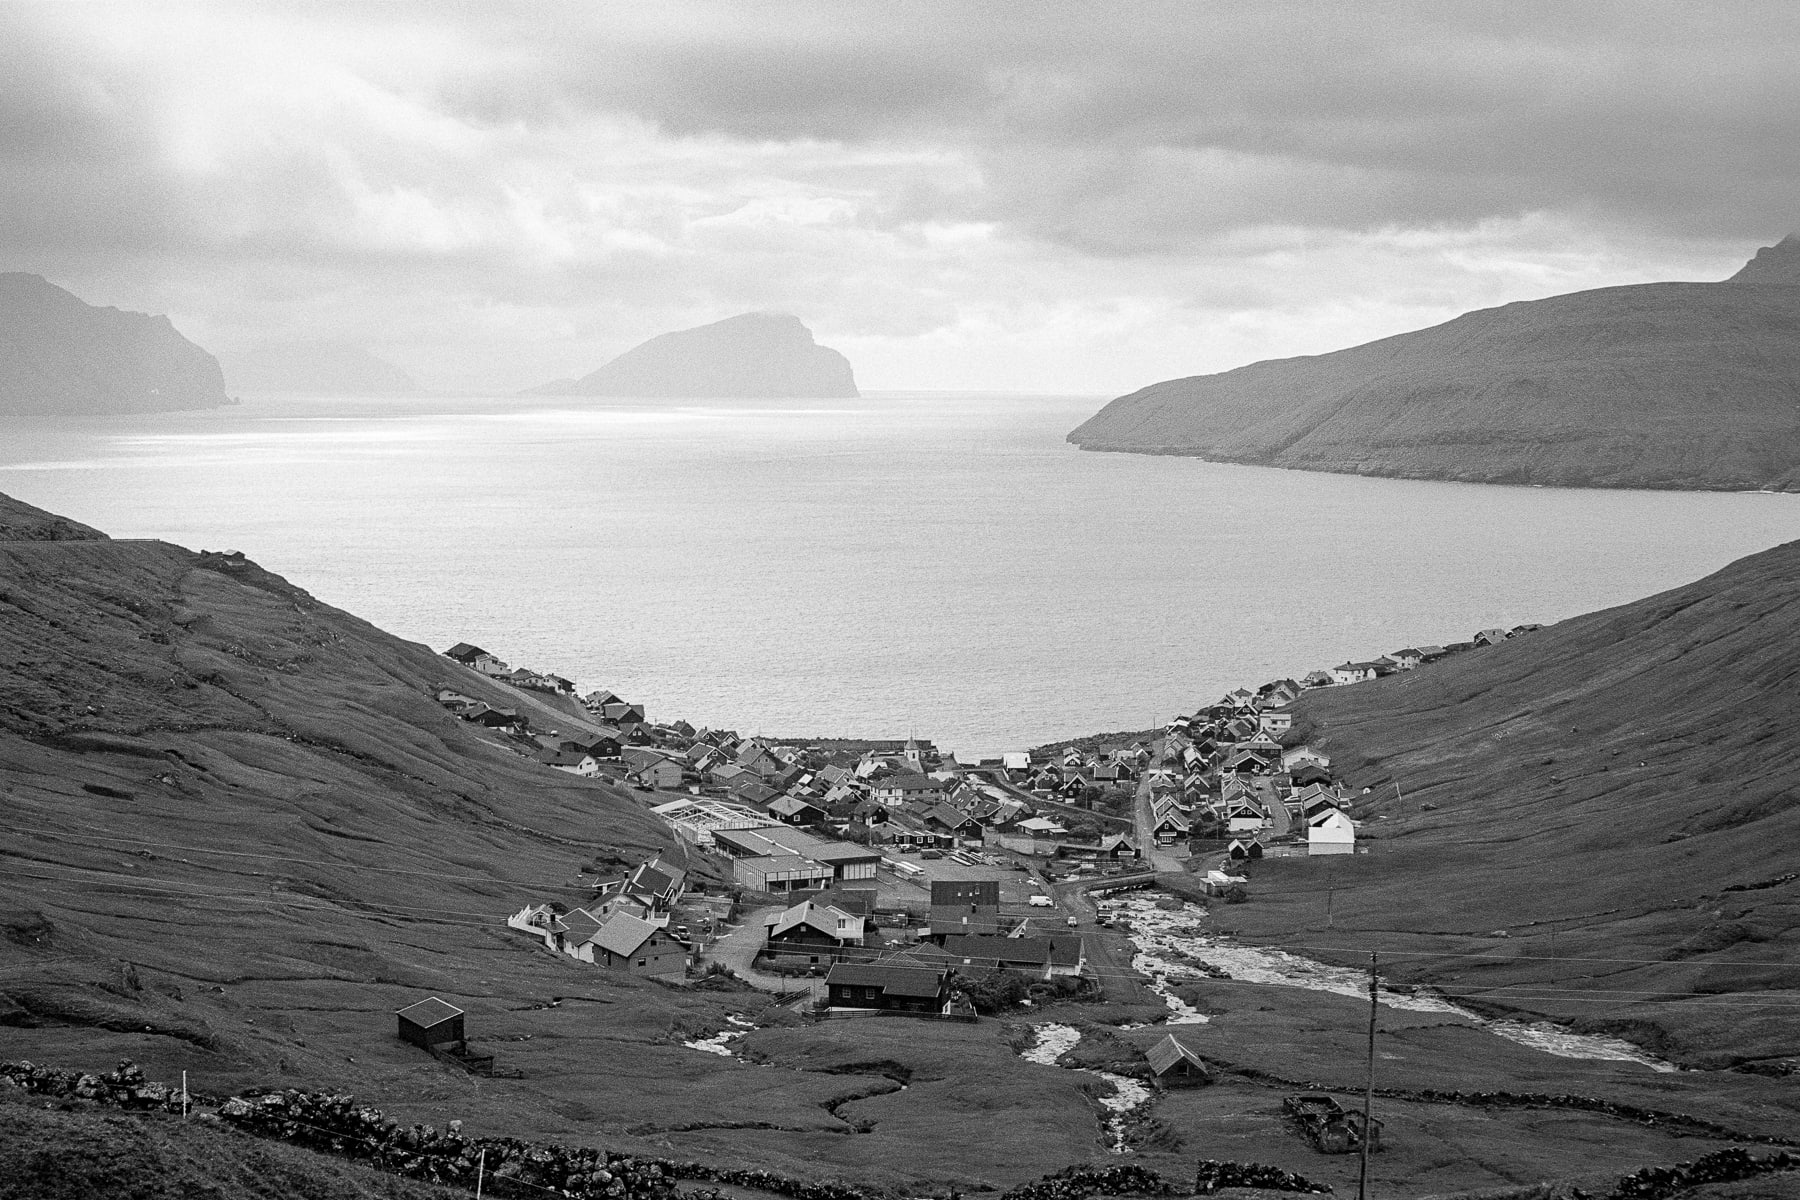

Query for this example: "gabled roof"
[562,908,604,943]
[629,859,682,897]
[1146,1034,1209,1075]
[591,911,661,958]
[766,900,865,942]
[826,959,948,997]
[873,771,941,792]
[395,996,464,1028]
[768,794,824,819]
[942,933,1083,969]
[923,802,975,829]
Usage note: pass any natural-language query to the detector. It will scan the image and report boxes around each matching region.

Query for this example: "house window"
[636,959,647,966]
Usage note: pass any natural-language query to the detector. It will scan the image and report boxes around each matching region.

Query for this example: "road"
[1046,872,1160,1007]
[697,905,825,1000]
[1132,752,1188,873]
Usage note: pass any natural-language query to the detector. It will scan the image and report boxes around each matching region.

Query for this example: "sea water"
[4,391,1798,758]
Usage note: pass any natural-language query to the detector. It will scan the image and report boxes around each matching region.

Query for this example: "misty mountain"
[221,340,424,395]
[0,273,230,416]
[547,312,858,398]
[1069,236,1800,491]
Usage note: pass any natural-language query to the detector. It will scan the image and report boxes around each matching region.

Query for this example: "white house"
[1330,662,1380,685]
[1258,710,1294,734]
[1308,809,1356,856]
[507,903,569,951]
[537,749,600,777]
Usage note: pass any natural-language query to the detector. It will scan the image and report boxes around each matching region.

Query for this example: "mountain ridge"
[1068,237,1800,491]
[0,273,231,415]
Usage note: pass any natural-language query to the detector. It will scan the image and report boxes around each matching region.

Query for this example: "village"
[418,623,1543,1043]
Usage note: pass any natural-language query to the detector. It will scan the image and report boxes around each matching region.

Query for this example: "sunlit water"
[5,392,1799,757]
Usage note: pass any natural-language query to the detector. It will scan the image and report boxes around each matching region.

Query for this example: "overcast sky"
[3,2,1796,393]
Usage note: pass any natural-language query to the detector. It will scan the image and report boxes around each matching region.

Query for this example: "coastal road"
[698,905,824,1001]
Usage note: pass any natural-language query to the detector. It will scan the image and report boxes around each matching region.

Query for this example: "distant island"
[221,340,424,395]
[0,272,231,415]
[1069,236,1800,491]
[536,312,858,398]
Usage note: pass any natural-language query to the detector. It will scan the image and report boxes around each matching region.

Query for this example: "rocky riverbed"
[1108,893,1678,1071]
[1020,1023,1152,1154]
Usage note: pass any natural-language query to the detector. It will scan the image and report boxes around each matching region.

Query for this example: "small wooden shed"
[1146,1034,1211,1086]
[396,997,465,1050]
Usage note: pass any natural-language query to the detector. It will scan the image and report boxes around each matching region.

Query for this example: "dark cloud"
[451,2,1800,247]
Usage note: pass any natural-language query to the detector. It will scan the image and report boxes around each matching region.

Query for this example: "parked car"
[1066,916,1080,928]
[1027,894,1053,908]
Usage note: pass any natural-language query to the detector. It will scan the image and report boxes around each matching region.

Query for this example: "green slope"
[1239,540,1800,1066]
[1069,237,1800,491]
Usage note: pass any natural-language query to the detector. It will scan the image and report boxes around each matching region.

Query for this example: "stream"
[682,1014,758,1057]
[1108,893,1678,1073]
[1021,1023,1152,1153]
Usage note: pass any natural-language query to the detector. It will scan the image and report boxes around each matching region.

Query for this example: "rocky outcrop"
[555,313,858,398]
[1069,237,1800,491]
[221,340,423,395]
[0,273,230,414]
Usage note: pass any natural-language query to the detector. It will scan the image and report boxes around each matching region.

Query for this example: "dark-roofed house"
[940,933,1085,979]
[594,856,686,913]
[1097,832,1141,860]
[623,748,683,789]
[768,794,826,825]
[396,997,465,1050]
[928,877,1003,938]
[826,959,951,1013]
[763,900,868,965]
[1146,1034,1211,1085]
[870,772,944,808]
[922,802,980,840]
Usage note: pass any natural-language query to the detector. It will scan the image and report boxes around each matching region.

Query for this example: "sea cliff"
[0,273,230,415]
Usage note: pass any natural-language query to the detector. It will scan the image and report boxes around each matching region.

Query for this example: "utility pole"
[1325,884,1334,930]
[181,1070,188,1119]
[1358,952,1378,1200]
[1392,779,1405,815]
[476,1148,487,1199]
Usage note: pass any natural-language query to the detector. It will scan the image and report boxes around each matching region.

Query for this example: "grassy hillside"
[0,493,1139,1193]
[1233,540,1800,1067]
[1068,239,1800,491]
[6,490,1799,1196]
